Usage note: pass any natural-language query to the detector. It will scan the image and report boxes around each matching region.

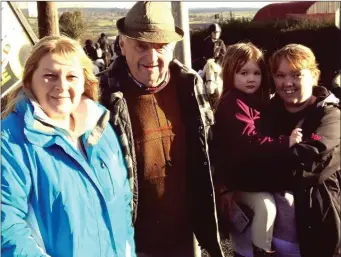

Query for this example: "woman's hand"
[289,128,303,147]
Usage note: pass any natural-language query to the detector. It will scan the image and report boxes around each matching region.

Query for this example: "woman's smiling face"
[30,52,85,120]
[273,58,317,108]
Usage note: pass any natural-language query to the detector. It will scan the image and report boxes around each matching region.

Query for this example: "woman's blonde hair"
[221,42,269,101]
[269,44,320,84]
[2,35,99,118]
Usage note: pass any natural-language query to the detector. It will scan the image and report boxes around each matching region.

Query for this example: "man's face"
[119,36,175,87]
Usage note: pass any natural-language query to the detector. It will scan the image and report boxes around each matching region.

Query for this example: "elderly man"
[99,2,224,257]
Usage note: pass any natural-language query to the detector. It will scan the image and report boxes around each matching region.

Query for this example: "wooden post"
[335,8,340,29]
[171,2,192,69]
[37,2,59,38]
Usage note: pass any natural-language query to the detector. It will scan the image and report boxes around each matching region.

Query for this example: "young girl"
[212,42,303,257]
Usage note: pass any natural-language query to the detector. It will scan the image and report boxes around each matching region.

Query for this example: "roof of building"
[253,1,316,21]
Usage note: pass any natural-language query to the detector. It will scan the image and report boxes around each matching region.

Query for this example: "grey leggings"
[237,192,276,251]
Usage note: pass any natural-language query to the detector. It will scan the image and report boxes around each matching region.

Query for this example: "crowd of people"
[1,2,340,257]
[83,32,122,74]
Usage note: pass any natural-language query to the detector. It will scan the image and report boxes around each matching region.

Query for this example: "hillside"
[21,6,258,43]
[20,6,258,16]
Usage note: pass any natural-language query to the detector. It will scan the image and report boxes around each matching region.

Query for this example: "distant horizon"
[17,2,276,10]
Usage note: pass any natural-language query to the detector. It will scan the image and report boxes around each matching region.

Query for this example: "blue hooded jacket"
[1,96,136,257]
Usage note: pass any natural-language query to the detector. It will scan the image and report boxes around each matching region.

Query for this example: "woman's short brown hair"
[269,44,320,85]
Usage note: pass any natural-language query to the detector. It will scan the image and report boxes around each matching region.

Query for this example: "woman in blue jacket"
[1,36,136,257]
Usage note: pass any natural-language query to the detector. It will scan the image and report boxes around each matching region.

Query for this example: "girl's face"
[234,60,262,94]
[273,58,316,108]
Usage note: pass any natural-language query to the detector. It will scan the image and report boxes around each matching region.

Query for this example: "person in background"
[83,39,100,75]
[202,23,226,67]
[110,35,122,63]
[83,39,97,61]
[94,42,103,60]
[94,42,106,71]
[98,32,112,68]
[212,42,302,257]
[1,35,136,257]
[98,32,110,53]
[99,2,224,257]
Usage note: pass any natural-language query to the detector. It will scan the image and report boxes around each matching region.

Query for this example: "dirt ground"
[202,237,234,257]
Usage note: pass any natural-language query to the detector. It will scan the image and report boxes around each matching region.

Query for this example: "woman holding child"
[213,43,340,257]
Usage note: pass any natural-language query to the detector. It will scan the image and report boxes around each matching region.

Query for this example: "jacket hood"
[14,93,110,147]
[313,86,340,107]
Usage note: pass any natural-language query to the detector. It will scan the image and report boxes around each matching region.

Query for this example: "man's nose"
[146,48,159,62]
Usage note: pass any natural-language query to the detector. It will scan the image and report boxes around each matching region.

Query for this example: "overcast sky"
[17,2,275,9]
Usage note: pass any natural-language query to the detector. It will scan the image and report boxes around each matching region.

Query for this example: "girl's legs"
[237,192,277,252]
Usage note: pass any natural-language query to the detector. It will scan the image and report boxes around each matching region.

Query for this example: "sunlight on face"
[119,36,175,87]
[273,58,316,109]
[30,53,85,120]
[234,60,262,94]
